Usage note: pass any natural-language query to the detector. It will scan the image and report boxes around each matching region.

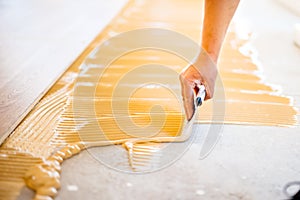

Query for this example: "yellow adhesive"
[124,142,164,171]
[0,0,298,199]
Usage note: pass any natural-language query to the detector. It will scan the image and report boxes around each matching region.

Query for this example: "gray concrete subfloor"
[20,0,300,199]
[60,126,300,200]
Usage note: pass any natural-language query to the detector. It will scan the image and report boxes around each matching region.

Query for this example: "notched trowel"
[123,85,206,171]
[123,84,206,145]
[179,84,206,141]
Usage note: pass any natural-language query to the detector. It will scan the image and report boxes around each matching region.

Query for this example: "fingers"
[203,73,216,100]
[191,54,217,100]
[203,81,213,100]
[179,60,217,120]
[179,74,195,121]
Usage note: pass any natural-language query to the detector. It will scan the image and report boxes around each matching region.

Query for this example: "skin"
[179,0,240,120]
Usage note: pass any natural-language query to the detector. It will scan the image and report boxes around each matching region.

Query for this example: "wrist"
[193,51,218,67]
[206,52,218,63]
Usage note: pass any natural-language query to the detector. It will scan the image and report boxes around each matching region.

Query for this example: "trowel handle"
[195,85,206,107]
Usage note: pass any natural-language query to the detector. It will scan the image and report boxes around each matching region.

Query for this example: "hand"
[179,52,217,120]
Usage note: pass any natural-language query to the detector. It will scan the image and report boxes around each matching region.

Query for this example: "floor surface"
[0,0,126,143]
[16,0,300,199]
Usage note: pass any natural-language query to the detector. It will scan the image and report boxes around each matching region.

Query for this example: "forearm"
[180,0,240,118]
[199,0,240,63]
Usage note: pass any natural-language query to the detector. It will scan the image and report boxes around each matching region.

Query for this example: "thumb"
[180,75,195,121]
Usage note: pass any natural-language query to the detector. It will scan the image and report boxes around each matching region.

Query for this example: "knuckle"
[179,73,187,82]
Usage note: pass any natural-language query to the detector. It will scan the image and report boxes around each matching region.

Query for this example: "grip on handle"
[195,85,206,107]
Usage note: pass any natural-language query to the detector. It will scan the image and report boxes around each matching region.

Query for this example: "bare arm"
[180,0,240,120]
[201,0,240,62]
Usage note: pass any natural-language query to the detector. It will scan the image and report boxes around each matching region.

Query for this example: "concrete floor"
[59,126,300,200]
[20,0,300,199]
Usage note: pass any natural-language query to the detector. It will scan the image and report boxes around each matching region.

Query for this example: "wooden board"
[0,0,126,144]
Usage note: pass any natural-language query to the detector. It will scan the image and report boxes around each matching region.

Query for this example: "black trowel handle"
[195,85,206,107]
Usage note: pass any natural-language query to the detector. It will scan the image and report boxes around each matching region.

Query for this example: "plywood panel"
[0,0,127,144]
